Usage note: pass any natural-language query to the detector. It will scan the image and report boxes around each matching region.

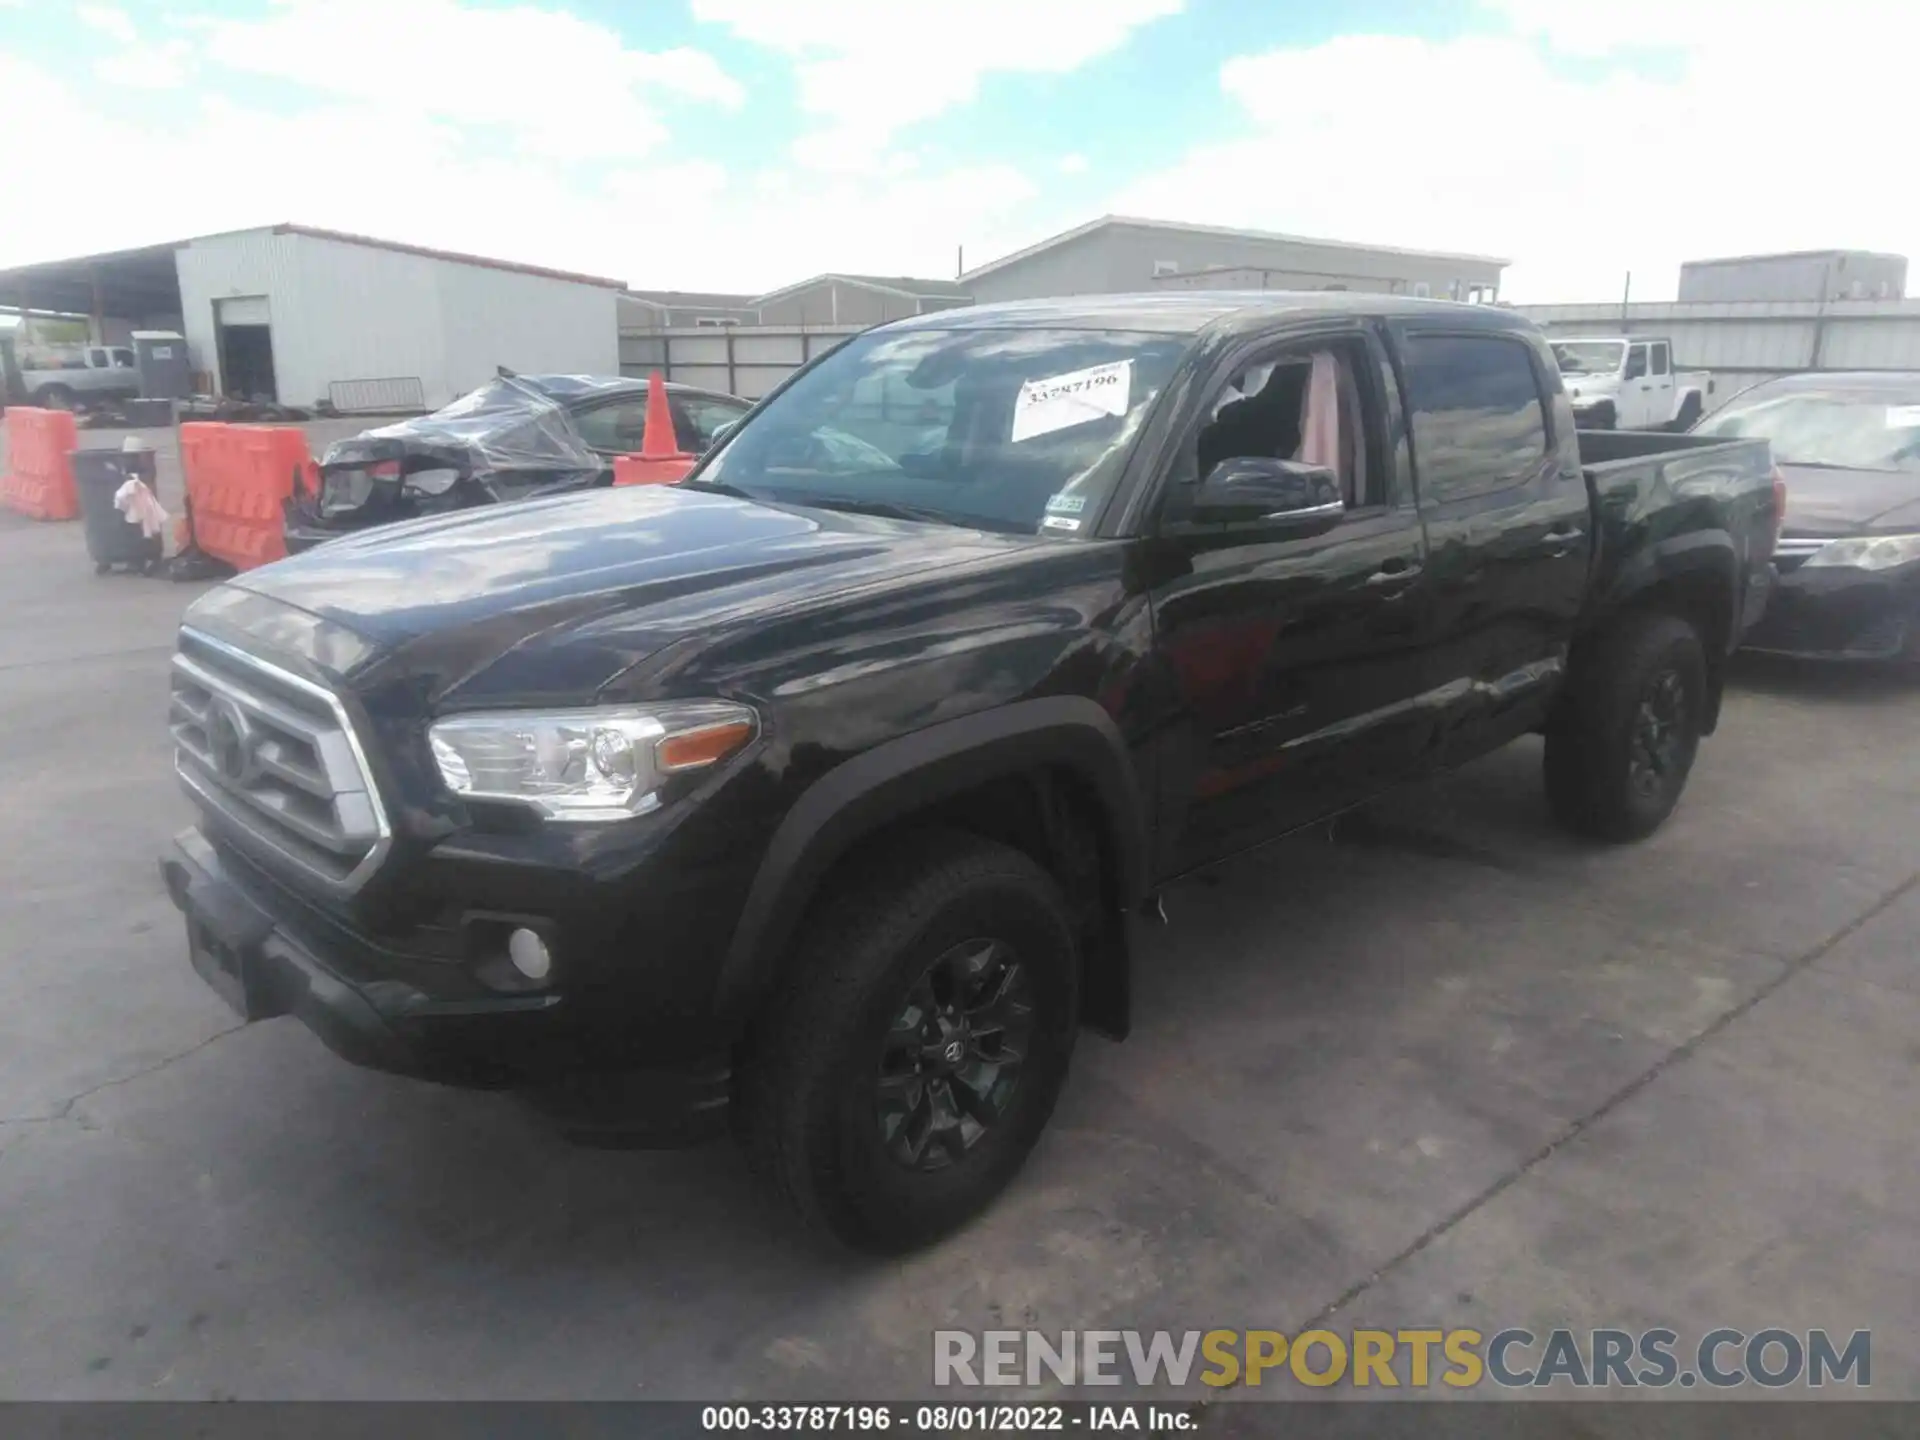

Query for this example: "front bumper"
[1741,560,1920,660]
[159,827,732,1144]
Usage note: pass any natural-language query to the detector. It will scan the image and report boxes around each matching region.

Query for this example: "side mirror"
[705,420,738,452]
[1189,456,1344,529]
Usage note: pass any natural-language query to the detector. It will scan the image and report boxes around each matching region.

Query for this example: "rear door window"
[1401,334,1551,503]
[571,396,654,453]
[673,394,753,452]
[1651,342,1671,376]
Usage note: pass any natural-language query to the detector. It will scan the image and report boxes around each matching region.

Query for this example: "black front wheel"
[741,829,1079,1253]
[1545,611,1706,841]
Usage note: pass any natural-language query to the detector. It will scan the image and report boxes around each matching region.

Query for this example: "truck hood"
[1778,462,1920,537]
[227,484,1027,703]
[1561,373,1620,398]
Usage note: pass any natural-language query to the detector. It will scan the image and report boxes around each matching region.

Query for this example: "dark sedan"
[1693,372,1920,660]
[284,372,751,552]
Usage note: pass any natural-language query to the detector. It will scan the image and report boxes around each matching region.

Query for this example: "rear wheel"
[1545,612,1706,841]
[1672,394,1703,431]
[34,384,75,411]
[741,829,1079,1253]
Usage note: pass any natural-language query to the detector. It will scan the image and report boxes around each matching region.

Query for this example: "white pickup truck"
[17,345,142,410]
[1550,336,1713,431]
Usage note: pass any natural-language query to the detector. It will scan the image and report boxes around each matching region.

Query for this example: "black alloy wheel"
[876,937,1034,1171]
[1628,667,1688,801]
[742,828,1079,1252]
[1544,610,1706,842]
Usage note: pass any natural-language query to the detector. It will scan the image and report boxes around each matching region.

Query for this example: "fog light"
[507,927,552,981]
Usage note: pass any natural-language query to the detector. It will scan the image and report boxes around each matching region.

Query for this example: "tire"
[1544,611,1707,842]
[1672,394,1703,432]
[1587,401,1616,430]
[741,828,1080,1253]
[34,384,75,411]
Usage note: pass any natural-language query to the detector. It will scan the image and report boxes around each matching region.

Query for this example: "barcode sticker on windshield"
[1886,405,1920,428]
[1011,360,1132,443]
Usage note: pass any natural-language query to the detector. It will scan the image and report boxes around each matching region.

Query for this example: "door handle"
[1365,563,1423,589]
[1540,525,1584,558]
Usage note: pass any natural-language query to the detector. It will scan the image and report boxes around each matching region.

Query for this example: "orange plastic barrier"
[180,422,318,570]
[613,368,695,487]
[0,407,80,520]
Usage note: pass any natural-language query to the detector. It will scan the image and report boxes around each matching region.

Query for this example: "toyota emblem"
[206,698,257,784]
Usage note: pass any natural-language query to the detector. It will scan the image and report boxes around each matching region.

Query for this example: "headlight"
[1804,533,1920,571]
[428,701,757,822]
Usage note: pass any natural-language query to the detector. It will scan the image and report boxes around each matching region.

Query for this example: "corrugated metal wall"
[176,229,620,408]
[284,235,452,407]
[619,326,861,398]
[968,226,1506,304]
[1515,299,1920,410]
[1677,253,1907,303]
[433,258,618,400]
[176,229,303,397]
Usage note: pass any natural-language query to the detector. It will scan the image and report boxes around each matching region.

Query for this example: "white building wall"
[175,228,303,397]
[285,233,450,407]
[967,224,1506,304]
[176,227,620,409]
[433,260,618,399]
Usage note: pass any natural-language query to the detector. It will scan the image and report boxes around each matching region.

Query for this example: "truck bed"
[1575,427,1778,647]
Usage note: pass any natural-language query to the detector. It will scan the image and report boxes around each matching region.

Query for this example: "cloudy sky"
[0,0,1911,302]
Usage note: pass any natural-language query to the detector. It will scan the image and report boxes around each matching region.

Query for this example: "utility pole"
[956,245,964,280]
[1620,270,1632,327]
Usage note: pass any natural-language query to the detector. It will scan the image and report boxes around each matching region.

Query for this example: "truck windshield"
[1695,389,1920,473]
[692,327,1190,535]
[1552,342,1625,376]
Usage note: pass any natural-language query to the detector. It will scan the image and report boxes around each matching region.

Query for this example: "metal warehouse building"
[0,225,624,411]
[751,273,974,327]
[1678,250,1907,304]
[963,215,1508,304]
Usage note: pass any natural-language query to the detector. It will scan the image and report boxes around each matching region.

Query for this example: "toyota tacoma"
[161,295,1779,1252]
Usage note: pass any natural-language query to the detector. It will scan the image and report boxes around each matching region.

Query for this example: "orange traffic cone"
[639,369,689,460]
[614,370,699,486]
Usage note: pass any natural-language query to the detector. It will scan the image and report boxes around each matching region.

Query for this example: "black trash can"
[71,450,164,575]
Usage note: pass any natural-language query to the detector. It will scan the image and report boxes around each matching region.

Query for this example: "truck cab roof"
[879,291,1534,340]
[1553,334,1671,345]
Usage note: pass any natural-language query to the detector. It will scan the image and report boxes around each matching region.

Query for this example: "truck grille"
[170,629,390,893]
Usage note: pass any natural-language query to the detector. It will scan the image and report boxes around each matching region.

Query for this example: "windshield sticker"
[1041,515,1082,532]
[1045,491,1088,515]
[1886,405,1920,428]
[1011,360,1132,444]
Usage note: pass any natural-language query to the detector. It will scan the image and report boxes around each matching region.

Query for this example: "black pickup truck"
[161,295,1778,1252]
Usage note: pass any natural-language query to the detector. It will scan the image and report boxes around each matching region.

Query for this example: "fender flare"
[1596,529,1739,643]
[1589,530,1741,732]
[715,696,1149,1015]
